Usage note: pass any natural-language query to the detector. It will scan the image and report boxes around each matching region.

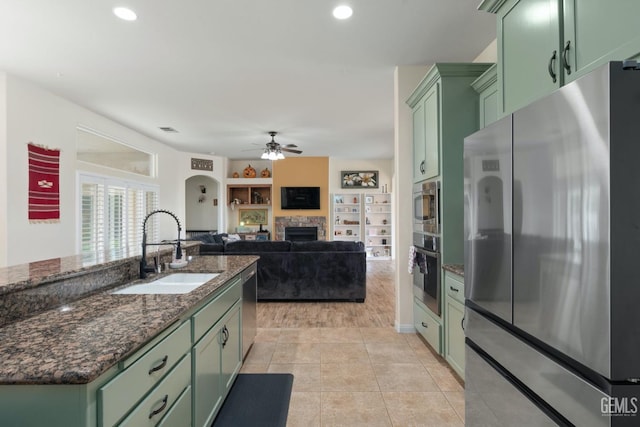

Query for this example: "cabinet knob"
[548,50,557,83]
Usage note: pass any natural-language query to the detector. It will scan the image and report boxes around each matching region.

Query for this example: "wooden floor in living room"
[247,259,465,427]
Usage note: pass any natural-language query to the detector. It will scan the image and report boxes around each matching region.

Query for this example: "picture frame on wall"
[340,171,379,188]
[239,209,268,225]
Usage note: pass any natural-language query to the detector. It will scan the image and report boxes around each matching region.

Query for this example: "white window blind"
[80,174,159,256]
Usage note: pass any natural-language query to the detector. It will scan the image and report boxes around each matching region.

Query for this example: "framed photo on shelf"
[346,229,353,236]
[238,209,267,225]
[341,170,379,188]
[255,234,269,241]
[365,196,373,204]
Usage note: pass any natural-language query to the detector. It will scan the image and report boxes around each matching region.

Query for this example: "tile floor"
[241,326,465,426]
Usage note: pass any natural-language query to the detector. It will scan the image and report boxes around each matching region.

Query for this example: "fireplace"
[274,216,326,240]
[285,226,318,242]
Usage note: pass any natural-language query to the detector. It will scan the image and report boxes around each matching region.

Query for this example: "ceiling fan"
[260,131,302,160]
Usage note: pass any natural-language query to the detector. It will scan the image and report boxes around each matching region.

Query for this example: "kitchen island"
[0,250,258,427]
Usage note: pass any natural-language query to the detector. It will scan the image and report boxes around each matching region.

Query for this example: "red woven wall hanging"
[28,143,60,222]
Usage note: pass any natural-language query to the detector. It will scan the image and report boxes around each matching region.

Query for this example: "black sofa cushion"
[224,240,292,253]
[191,233,227,244]
[290,240,364,252]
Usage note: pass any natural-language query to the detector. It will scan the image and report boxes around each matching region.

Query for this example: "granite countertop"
[0,255,258,385]
[0,241,200,296]
[442,264,464,277]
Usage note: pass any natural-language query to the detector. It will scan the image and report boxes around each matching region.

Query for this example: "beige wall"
[0,73,227,267]
[0,73,6,266]
[474,38,497,63]
[272,157,329,220]
[394,65,431,332]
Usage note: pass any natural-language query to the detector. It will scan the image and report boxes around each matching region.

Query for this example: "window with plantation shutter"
[79,174,159,256]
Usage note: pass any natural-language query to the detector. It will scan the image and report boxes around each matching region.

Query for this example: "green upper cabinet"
[471,64,498,129]
[407,63,492,264]
[412,101,426,182]
[423,84,440,180]
[481,0,640,116]
[411,83,440,182]
[563,0,640,81]
[407,63,490,184]
[498,0,561,115]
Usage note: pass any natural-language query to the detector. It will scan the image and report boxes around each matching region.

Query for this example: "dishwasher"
[241,263,257,359]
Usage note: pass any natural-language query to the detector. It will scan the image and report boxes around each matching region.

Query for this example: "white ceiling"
[0,1,496,160]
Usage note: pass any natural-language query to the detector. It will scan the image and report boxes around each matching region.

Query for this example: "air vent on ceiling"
[159,127,178,133]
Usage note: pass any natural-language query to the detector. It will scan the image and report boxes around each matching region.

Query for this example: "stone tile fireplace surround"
[274,216,326,241]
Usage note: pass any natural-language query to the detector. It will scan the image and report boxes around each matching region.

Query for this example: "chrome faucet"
[140,209,183,279]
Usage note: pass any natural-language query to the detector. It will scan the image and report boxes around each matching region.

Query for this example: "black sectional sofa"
[193,236,366,302]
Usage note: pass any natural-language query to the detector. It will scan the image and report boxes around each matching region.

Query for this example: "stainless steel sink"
[112,273,219,294]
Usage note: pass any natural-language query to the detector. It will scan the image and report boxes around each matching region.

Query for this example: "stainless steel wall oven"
[411,243,441,316]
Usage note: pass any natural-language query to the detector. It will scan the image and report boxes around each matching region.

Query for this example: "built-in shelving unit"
[364,193,392,259]
[330,192,393,259]
[331,193,361,241]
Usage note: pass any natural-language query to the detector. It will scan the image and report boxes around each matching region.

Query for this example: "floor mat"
[212,373,294,427]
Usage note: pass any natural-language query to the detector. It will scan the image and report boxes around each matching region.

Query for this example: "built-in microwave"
[413,179,440,234]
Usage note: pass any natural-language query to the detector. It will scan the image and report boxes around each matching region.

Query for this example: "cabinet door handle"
[149,395,168,419]
[562,40,572,75]
[548,50,557,83]
[421,321,429,328]
[461,316,466,331]
[420,160,425,174]
[449,286,459,292]
[148,355,168,375]
[222,325,229,348]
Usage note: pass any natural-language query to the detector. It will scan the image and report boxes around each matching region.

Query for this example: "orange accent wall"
[272,157,329,219]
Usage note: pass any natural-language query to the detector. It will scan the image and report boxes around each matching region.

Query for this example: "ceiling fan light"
[268,151,278,160]
[276,151,285,160]
[261,150,269,160]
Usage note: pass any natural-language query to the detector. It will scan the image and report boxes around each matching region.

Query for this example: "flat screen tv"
[280,187,321,210]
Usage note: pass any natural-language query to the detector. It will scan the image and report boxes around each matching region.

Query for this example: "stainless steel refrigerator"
[464,62,640,426]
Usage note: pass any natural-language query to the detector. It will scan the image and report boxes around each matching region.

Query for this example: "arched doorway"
[184,175,220,237]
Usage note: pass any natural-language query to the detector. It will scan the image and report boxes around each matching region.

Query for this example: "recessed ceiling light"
[113,7,137,21]
[333,5,353,20]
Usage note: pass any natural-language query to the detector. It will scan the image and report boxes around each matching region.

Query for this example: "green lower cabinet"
[445,298,465,378]
[193,302,242,427]
[220,307,242,392]
[0,271,247,427]
[118,354,191,426]
[413,297,442,355]
[444,271,465,378]
[99,321,191,426]
[157,385,191,427]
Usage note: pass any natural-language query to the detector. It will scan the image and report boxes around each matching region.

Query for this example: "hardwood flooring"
[257,259,396,328]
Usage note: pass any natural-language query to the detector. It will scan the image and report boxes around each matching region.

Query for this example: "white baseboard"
[395,322,416,333]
